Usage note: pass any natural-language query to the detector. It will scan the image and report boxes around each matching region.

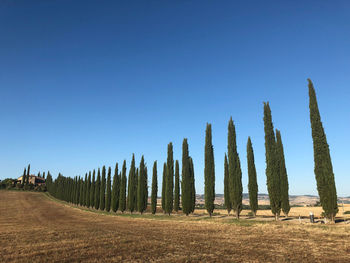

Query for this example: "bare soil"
[1,191,350,262]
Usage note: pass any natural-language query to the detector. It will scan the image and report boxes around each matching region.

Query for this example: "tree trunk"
[236,210,240,219]
[275,213,280,221]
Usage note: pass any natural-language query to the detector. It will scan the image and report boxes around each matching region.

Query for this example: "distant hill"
[195,194,350,206]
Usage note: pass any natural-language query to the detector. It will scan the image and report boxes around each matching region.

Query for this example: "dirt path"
[1,191,349,262]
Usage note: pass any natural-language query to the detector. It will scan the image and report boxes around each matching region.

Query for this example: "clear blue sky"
[1,1,349,196]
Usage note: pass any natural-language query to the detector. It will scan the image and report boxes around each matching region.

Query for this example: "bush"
[344,211,350,215]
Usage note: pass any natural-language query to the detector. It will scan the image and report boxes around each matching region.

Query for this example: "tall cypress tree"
[181,138,191,216]
[137,156,148,214]
[79,177,84,206]
[228,118,243,219]
[100,166,106,210]
[22,168,26,186]
[43,172,45,179]
[308,79,338,222]
[83,173,87,206]
[95,168,101,210]
[263,102,281,220]
[174,160,180,212]
[26,164,30,185]
[111,162,120,212]
[247,137,258,217]
[85,171,91,207]
[135,168,139,207]
[90,170,96,208]
[204,123,215,216]
[161,162,166,213]
[151,161,158,214]
[119,160,127,213]
[106,166,112,212]
[275,130,290,216]
[224,154,231,214]
[127,155,136,213]
[189,157,196,213]
[165,143,174,215]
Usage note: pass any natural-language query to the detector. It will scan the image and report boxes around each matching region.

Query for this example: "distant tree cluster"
[42,80,337,221]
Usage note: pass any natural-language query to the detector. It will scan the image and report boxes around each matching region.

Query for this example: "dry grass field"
[1,191,350,262]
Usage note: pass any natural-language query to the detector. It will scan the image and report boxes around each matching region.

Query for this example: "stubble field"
[1,191,350,262]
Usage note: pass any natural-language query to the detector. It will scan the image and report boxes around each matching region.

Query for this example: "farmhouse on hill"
[17,175,45,185]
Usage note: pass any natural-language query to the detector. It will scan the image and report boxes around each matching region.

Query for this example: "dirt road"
[0,191,349,262]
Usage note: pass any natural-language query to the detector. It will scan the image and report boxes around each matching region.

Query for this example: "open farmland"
[1,191,350,262]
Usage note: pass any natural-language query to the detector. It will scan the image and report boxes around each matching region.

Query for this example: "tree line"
[41,80,337,221]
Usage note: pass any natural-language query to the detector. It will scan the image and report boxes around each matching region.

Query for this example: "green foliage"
[228,118,243,218]
[111,162,120,212]
[119,160,127,213]
[247,137,258,216]
[308,79,338,221]
[86,172,91,208]
[189,157,196,213]
[127,154,137,213]
[82,173,87,206]
[151,161,158,214]
[95,169,101,210]
[204,123,215,216]
[90,170,96,208]
[181,138,192,216]
[263,102,281,219]
[79,177,84,206]
[224,154,231,214]
[165,143,174,215]
[276,130,290,216]
[100,166,106,210]
[26,164,30,185]
[174,160,180,212]
[161,162,166,213]
[106,166,112,212]
[137,156,148,214]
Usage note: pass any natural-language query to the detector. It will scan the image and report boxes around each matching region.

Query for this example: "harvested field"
[1,191,350,262]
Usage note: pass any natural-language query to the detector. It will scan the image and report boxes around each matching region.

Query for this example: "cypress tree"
[127,155,136,213]
[247,137,258,217]
[106,166,112,212]
[83,173,87,206]
[228,117,243,219]
[165,143,174,215]
[308,79,338,222]
[100,166,106,210]
[22,168,26,186]
[181,138,192,216]
[204,123,215,216]
[95,168,101,210]
[43,172,45,179]
[151,161,158,214]
[79,177,84,206]
[161,162,166,213]
[135,168,139,207]
[224,154,231,214]
[111,162,120,212]
[26,164,30,185]
[263,102,281,220]
[189,157,196,213]
[119,160,127,213]
[275,130,290,216]
[86,171,91,208]
[137,156,148,214]
[90,170,96,208]
[174,160,180,212]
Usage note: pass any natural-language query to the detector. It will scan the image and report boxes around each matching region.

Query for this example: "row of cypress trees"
[45,140,196,216]
[43,79,336,221]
